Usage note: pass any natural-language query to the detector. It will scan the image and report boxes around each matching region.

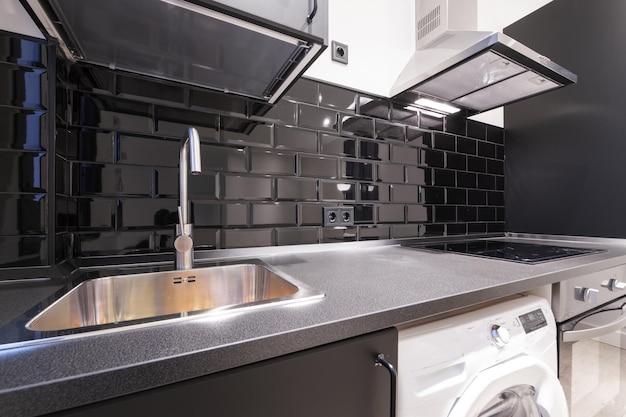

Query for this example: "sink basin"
[26,263,323,332]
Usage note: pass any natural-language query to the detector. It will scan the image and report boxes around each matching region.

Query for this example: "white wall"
[0,0,44,39]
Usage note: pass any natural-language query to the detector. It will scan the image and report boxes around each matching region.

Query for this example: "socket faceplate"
[323,206,354,227]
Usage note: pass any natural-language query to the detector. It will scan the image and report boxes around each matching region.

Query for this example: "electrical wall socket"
[323,206,354,227]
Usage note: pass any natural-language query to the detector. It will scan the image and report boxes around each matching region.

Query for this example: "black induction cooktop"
[402,240,603,264]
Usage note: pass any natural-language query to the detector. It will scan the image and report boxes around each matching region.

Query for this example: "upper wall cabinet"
[24,0,328,104]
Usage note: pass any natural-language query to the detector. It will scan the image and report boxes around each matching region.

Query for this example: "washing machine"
[396,294,568,417]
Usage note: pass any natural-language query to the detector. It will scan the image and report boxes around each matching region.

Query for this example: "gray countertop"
[3,234,626,416]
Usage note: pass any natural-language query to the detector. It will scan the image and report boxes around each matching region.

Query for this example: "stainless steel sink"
[26,263,323,332]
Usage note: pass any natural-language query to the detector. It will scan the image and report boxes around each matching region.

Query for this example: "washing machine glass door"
[477,385,542,417]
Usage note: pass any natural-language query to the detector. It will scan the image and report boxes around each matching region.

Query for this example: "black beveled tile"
[391,224,420,238]
[320,181,356,201]
[495,176,505,191]
[252,202,297,226]
[320,134,356,157]
[0,63,46,109]
[353,204,374,223]
[487,223,505,233]
[433,133,455,151]
[0,34,46,68]
[377,163,404,183]
[376,120,405,141]
[299,203,324,225]
[419,111,444,131]
[488,191,505,206]
[406,127,430,147]
[201,144,247,173]
[190,88,248,116]
[445,115,466,135]
[467,156,487,173]
[468,223,488,234]
[468,190,487,205]
[447,223,467,235]
[299,155,337,179]
[339,114,375,138]
[75,93,153,134]
[319,83,357,111]
[221,116,272,147]
[56,84,70,125]
[391,103,418,126]
[433,169,456,187]
[377,204,405,223]
[487,125,505,144]
[320,227,357,243]
[478,207,496,222]
[434,206,456,222]
[457,171,477,189]
[155,106,218,138]
[359,225,390,240]
[424,168,434,186]
[391,184,419,203]
[478,174,496,190]
[223,203,248,226]
[298,104,338,132]
[250,100,297,125]
[392,144,419,165]
[446,153,466,170]
[0,151,47,192]
[496,145,505,160]
[407,205,431,223]
[420,223,445,237]
[457,206,478,222]
[118,135,178,166]
[421,186,445,204]
[67,63,115,94]
[73,129,115,163]
[191,201,222,227]
[221,175,272,200]
[283,78,318,105]
[250,149,296,175]
[157,120,218,142]
[487,159,505,175]
[446,188,467,205]
[420,148,445,168]
[56,196,76,230]
[0,194,46,234]
[467,120,487,140]
[276,227,319,246]
[478,141,496,158]
[77,231,154,255]
[276,178,318,201]
[406,166,425,185]
[117,74,185,105]
[457,137,477,155]
[360,183,383,201]
[73,163,151,196]
[0,108,47,151]
[120,198,178,228]
[342,161,374,181]
[275,125,318,152]
[497,207,505,222]
[190,171,221,198]
[155,167,179,197]
[55,157,69,195]
[222,228,274,248]
[358,96,389,119]
[360,139,389,161]
[0,236,47,267]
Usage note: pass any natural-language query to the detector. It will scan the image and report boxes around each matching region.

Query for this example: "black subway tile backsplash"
[221,117,272,148]
[321,134,356,157]
[298,104,338,132]
[0,107,47,151]
[275,125,318,152]
[0,151,47,193]
[276,178,318,201]
[0,63,47,109]
[319,84,356,111]
[249,149,296,175]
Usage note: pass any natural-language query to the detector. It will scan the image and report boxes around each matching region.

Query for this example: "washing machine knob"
[491,324,511,347]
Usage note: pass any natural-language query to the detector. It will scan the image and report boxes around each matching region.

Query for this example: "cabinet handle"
[375,353,397,417]
[306,0,318,24]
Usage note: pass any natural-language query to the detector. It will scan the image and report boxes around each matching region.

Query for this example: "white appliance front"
[396,295,568,417]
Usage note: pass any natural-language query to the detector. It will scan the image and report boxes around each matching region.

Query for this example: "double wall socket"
[323,206,354,227]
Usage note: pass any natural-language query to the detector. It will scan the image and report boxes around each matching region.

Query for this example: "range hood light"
[403,106,446,119]
[414,98,461,114]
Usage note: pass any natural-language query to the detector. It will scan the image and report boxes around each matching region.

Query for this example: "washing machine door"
[447,355,569,417]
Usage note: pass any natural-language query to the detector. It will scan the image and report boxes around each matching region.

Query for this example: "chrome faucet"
[174,127,202,270]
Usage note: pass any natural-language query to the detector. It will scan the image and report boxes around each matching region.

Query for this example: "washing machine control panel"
[517,308,548,334]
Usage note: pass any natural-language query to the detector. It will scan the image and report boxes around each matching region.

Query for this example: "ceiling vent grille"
[417,6,440,43]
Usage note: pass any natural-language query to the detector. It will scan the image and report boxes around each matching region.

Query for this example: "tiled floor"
[560,339,626,417]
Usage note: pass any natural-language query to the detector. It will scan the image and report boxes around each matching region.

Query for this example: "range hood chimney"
[391,0,577,113]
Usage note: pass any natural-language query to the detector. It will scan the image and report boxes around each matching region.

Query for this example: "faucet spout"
[175,127,202,270]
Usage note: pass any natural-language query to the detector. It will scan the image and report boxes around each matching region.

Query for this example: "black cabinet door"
[50,328,398,417]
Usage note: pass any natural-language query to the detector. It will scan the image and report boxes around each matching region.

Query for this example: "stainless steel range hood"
[391,0,577,113]
[24,0,327,104]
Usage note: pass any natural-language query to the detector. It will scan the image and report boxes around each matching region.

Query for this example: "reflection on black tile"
[359,225,390,240]
[407,205,430,223]
[119,135,178,166]
[420,149,445,168]
[467,121,487,140]
[390,103,418,126]
[478,141,496,158]
[222,228,273,248]
[250,100,296,125]
[299,155,337,179]
[320,181,355,201]
[434,206,456,222]
[0,194,45,234]
[117,74,185,105]
[77,198,116,228]
[446,153,466,170]
[406,166,425,185]
[422,186,445,204]
[0,34,46,67]
[420,223,445,237]
[487,125,505,144]
[190,88,247,115]
[223,203,248,226]
[320,134,355,157]
[406,128,429,147]
[360,183,380,201]
[353,204,374,223]
[487,223,505,233]
[191,201,222,227]
[68,63,115,94]
[276,227,319,245]
[360,139,389,161]
[376,120,405,141]
[488,191,505,206]
[358,96,389,119]
[0,64,46,109]
[342,161,373,181]
[284,78,318,104]
[155,107,218,137]
[74,130,115,163]
[120,198,178,228]
[468,190,487,205]
[468,223,487,234]
[392,184,419,203]
[77,93,152,134]
[419,111,444,130]
[457,137,476,155]
[446,115,466,135]
[221,117,271,147]
[298,104,338,132]
[392,145,418,165]
[0,151,47,192]
[391,224,419,238]
[157,120,217,142]
[434,133,455,151]
[497,207,505,222]
[319,84,356,111]
[78,231,154,256]
[496,145,504,160]
[188,173,219,199]
[0,108,47,151]
[487,159,504,175]
[447,223,467,235]
[74,163,151,196]
[275,125,318,152]
[0,236,47,267]
[467,156,487,173]
[320,227,357,243]
[250,149,295,175]
[446,188,467,205]
[377,163,404,183]
[496,176,505,191]
[201,144,246,173]
[252,203,297,226]
[457,206,477,222]
[299,203,324,225]
[155,167,178,197]
[277,178,317,201]
[478,174,496,190]
[222,175,271,200]
[478,207,496,222]
[340,115,374,138]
